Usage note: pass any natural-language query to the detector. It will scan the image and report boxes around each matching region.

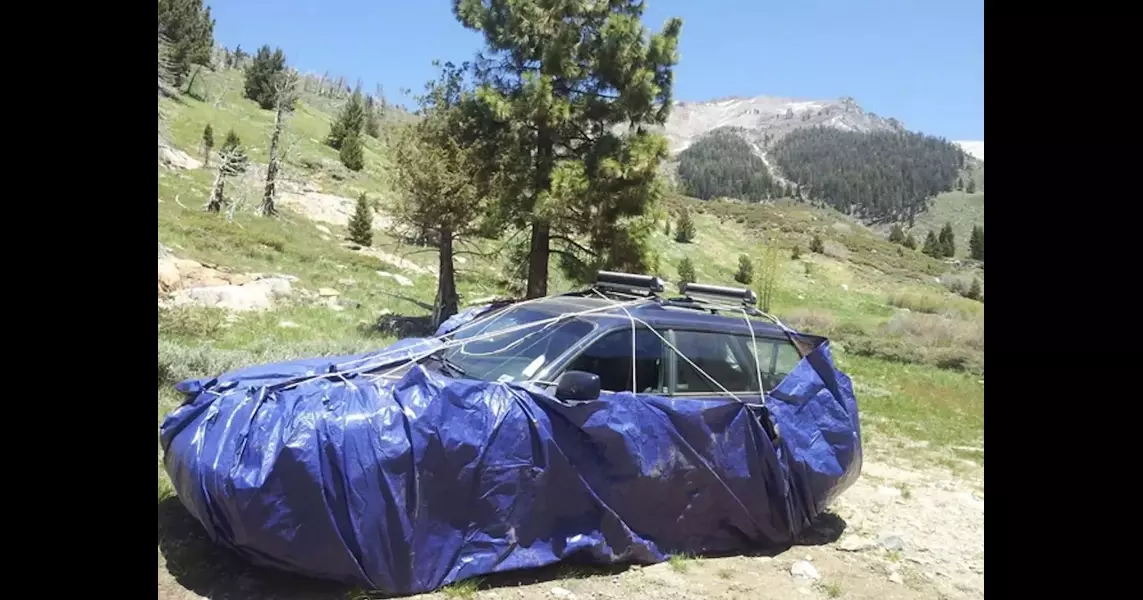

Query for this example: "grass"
[440,579,481,599]
[668,553,695,573]
[819,582,844,598]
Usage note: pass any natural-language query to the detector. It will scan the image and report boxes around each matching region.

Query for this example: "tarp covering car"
[159,308,862,595]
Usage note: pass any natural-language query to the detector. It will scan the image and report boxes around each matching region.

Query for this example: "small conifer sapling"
[348,193,373,246]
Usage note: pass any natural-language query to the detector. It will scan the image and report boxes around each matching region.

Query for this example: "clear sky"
[209,0,983,140]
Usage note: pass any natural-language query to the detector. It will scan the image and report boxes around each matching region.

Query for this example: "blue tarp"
[159,313,862,596]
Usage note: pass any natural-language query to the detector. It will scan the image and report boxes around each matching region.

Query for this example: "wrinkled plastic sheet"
[160,313,862,596]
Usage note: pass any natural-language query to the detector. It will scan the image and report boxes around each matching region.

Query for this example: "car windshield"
[436,306,596,383]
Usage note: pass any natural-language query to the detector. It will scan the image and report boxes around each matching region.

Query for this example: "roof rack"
[592,270,666,297]
[666,281,764,317]
[570,270,765,317]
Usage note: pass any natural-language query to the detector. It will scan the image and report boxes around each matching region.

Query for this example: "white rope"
[589,289,638,392]
[741,308,768,402]
[587,290,755,404]
[357,296,650,385]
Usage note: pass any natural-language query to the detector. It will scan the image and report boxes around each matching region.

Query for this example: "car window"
[672,330,757,394]
[746,337,804,391]
[564,327,665,394]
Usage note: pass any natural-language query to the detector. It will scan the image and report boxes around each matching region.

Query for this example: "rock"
[315,224,332,235]
[337,278,357,286]
[840,283,849,291]
[876,486,902,499]
[158,142,203,170]
[455,255,468,264]
[838,536,877,552]
[550,587,576,599]
[318,287,340,297]
[789,560,820,581]
[157,259,181,291]
[888,572,903,584]
[227,274,252,286]
[377,270,413,287]
[278,320,300,328]
[878,535,905,552]
[174,258,202,273]
[755,556,774,564]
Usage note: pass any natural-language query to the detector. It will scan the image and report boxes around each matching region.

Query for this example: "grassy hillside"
[876,161,984,258]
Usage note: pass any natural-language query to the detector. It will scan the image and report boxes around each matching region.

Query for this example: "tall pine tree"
[157,0,215,86]
[969,224,984,260]
[391,62,491,327]
[674,209,695,243]
[243,45,291,110]
[364,94,381,138]
[453,0,683,297]
[888,223,905,244]
[938,222,955,257]
[327,85,367,150]
[922,230,941,257]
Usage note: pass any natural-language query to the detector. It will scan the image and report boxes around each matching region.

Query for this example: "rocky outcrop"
[158,255,295,311]
[158,136,203,170]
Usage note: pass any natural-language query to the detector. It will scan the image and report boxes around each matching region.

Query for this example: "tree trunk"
[526,124,554,299]
[262,101,285,217]
[526,222,550,298]
[433,225,459,330]
[207,172,225,213]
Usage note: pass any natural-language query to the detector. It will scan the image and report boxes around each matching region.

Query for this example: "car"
[160,270,862,596]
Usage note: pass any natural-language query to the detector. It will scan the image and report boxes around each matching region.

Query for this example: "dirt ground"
[157,447,983,600]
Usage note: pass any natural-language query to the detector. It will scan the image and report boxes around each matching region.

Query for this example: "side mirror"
[554,370,601,402]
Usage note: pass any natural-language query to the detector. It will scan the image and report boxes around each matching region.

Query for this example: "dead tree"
[261,70,300,217]
[206,147,248,213]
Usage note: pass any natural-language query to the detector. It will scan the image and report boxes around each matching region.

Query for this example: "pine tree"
[674,209,696,243]
[454,0,683,298]
[969,224,984,261]
[965,277,982,300]
[922,230,941,257]
[664,217,671,236]
[734,254,754,284]
[339,130,365,171]
[888,223,905,244]
[243,45,290,110]
[810,234,824,254]
[348,193,373,246]
[791,245,802,259]
[158,0,215,86]
[677,256,696,285]
[903,233,917,250]
[938,222,955,257]
[364,94,381,138]
[201,123,214,166]
[390,63,492,327]
[327,85,367,150]
[955,176,964,191]
[966,178,976,194]
[218,129,248,175]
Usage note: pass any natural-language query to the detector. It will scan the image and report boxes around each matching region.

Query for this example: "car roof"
[506,295,799,339]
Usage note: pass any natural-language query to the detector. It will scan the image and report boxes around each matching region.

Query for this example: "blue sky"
[209,0,983,140]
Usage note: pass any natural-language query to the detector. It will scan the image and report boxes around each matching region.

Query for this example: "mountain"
[659,95,906,155]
